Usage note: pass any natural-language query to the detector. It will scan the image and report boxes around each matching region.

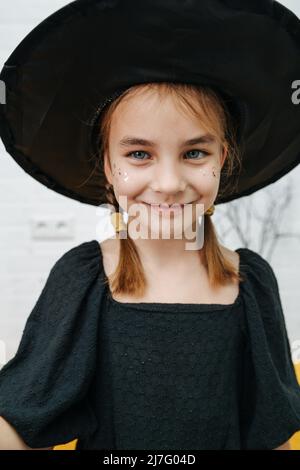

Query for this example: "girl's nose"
[152,161,186,194]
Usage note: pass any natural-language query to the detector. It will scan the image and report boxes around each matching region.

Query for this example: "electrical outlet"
[30,216,75,240]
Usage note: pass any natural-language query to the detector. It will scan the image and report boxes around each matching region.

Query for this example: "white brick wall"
[0,1,299,366]
[0,1,100,365]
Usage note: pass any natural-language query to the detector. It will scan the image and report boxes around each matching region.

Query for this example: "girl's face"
[104,89,227,240]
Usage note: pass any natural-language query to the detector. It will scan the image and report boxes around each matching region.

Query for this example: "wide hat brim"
[1,0,300,206]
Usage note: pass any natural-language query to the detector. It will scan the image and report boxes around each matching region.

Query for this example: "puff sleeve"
[0,240,105,448]
[239,248,300,449]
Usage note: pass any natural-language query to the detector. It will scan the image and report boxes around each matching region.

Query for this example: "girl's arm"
[0,416,53,450]
[274,440,291,450]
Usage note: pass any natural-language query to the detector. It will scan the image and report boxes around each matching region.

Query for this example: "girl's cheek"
[112,161,131,186]
[110,161,220,196]
[193,166,220,191]
[111,161,142,198]
[197,166,219,179]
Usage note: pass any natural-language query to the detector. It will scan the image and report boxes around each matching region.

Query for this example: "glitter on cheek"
[200,167,219,178]
[212,166,219,178]
[112,165,130,182]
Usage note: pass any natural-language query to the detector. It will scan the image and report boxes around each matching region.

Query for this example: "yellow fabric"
[53,362,300,450]
[54,438,77,450]
[290,362,300,450]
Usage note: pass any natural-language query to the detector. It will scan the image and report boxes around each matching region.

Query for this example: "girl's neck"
[115,233,207,270]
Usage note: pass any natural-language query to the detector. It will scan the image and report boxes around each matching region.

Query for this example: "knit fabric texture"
[0,240,299,450]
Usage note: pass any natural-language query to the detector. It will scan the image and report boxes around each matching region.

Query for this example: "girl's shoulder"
[218,245,284,309]
[50,239,102,277]
[235,246,280,286]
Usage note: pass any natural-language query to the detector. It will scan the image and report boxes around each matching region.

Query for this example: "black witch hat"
[0,0,300,206]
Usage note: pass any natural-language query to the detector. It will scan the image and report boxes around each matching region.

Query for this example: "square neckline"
[93,239,244,313]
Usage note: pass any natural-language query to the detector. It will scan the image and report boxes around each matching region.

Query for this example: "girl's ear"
[220,142,228,169]
[103,151,113,185]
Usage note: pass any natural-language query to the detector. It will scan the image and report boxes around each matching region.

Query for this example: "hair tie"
[110,212,127,232]
[205,205,215,216]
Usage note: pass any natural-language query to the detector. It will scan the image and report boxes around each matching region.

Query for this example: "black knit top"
[0,240,299,450]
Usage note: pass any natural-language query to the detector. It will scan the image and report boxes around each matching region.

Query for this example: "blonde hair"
[97,82,245,297]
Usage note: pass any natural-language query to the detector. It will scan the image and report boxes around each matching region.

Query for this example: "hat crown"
[0,0,299,206]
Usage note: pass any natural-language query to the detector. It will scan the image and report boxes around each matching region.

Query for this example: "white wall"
[0,0,299,366]
[0,1,99,365]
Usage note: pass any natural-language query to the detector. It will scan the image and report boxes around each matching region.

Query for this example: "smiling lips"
[151,203,183,208]
[142,202,189,214]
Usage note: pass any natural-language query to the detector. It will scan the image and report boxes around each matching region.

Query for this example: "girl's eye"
[126,150,149,160]
[125,149,210,160]
[184,149,209,160]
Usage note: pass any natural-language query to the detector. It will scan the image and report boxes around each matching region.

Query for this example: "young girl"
[0,0,300,451]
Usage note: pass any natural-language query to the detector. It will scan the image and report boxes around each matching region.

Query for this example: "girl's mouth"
[142,202,187,215]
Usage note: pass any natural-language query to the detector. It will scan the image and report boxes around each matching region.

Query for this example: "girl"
[0,0,300,450]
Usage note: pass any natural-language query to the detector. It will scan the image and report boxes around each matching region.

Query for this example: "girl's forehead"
[115,89,198,114]
[111,95,218,137]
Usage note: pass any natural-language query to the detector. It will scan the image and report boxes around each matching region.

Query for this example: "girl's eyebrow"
[118,133,216,148]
